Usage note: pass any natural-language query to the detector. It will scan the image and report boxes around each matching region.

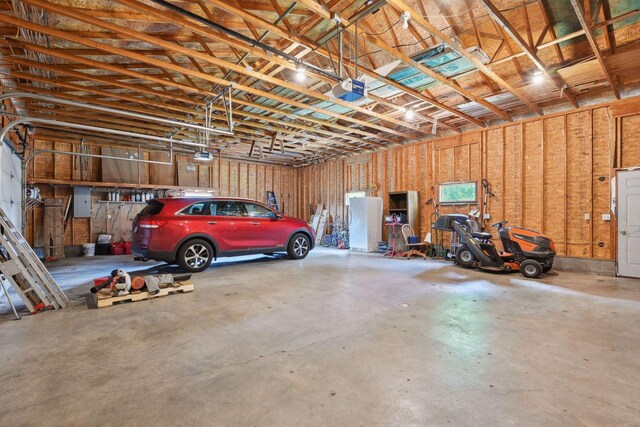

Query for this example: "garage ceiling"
[1,0,639,165]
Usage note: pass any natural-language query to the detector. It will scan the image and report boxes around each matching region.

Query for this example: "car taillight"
[138,219,167,229]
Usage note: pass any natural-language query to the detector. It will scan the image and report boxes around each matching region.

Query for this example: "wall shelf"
[387,191,419,251]
[97,201,148,204]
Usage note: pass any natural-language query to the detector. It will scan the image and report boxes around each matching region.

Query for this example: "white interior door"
[617,170,640,278]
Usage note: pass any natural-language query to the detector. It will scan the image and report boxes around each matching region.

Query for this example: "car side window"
[244,203,276,219]
[215,201,248,217]
[181,201,210,215]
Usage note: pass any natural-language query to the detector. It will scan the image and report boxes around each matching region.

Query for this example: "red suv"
[132,197,314,272]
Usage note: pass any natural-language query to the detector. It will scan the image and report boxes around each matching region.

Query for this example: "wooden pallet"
[91,281,194,308]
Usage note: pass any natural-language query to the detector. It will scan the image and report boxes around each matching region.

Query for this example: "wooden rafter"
[479,0,578,107]
[383,0,543,115]
[120,0,480,127]
[568,0,620,99]
[0,5,419,142]
[197,0,492,126]
[296,0,514,120]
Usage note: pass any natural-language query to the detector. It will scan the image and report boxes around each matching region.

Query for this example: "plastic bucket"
[110,243,125,255]
[82,243,96,256]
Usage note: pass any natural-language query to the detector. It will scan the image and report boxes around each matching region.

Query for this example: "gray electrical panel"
[73,186,91,218]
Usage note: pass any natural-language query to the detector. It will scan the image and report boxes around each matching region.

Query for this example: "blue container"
[408,236,420,244]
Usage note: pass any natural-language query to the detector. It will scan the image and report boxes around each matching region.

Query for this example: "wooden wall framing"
[25,139,299,248]
[295,97,640,260]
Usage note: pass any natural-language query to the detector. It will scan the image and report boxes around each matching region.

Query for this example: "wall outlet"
[107,215,112,219]
[602,213,611,221]
[584,213,590,220]
[483,213,491,219]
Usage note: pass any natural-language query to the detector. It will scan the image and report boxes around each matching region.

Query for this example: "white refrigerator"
[349,197,383,252]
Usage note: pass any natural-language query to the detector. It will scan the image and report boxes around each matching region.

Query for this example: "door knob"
[621,229,627,235]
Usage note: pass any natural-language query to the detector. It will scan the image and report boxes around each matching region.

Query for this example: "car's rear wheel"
[177,239,213,273]
[288,233,311,260]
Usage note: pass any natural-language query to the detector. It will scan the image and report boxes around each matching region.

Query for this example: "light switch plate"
[602,213,611,221]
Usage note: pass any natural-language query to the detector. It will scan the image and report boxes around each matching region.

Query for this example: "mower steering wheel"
[491,220,508,228]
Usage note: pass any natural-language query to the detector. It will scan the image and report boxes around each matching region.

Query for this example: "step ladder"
[0,207,68,316]
[266,191,279,212]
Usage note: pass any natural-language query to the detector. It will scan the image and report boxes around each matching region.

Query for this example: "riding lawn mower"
[434,214,556,278]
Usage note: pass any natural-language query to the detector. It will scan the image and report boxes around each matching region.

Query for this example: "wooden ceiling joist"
[383,0,543,116]
[479,0,578,107]
[2,0,638,165]
[569,0,621,99]
[169,0,481,127]
[6,0,419,138]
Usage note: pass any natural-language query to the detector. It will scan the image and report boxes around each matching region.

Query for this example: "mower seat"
[471,232,493,240]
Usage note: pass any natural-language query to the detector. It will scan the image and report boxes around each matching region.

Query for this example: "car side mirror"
[272,213,283,220]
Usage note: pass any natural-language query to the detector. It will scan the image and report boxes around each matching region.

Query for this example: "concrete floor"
[0,248,639,426]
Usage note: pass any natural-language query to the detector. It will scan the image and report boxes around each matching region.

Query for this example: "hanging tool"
[426,186,445,258]
[481,178,496,231]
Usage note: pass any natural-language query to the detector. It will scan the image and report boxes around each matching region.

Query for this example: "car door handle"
[208,221,218,225]
[250,222,260,225]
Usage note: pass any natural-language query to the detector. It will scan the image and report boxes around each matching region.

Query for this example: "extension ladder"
[0,207,68,316]
[266,191,279,212]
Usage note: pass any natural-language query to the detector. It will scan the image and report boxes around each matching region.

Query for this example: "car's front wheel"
[288,233,311,260]
[177,239,214,273]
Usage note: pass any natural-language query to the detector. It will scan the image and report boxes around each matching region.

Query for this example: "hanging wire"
[361,19,401,36]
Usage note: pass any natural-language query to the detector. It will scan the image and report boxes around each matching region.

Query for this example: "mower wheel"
[455,245,475,268]
[542,259,554,273]
[520,259,543,278]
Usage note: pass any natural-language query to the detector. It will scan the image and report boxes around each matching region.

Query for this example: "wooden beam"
[3,62,391,149]
[569,0,620,98]
[296,0,514,120]
[384,0,543,115]
[121,0,483,127]
[593,8,640,28]
[479,0,578,107]
[202,0,492,124]
[13,0,420,138]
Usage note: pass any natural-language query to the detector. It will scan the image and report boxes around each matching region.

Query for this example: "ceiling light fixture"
[405,108,415,120]
[532,70,544,85]
[400,11,411,30]
[295,64,306,82]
